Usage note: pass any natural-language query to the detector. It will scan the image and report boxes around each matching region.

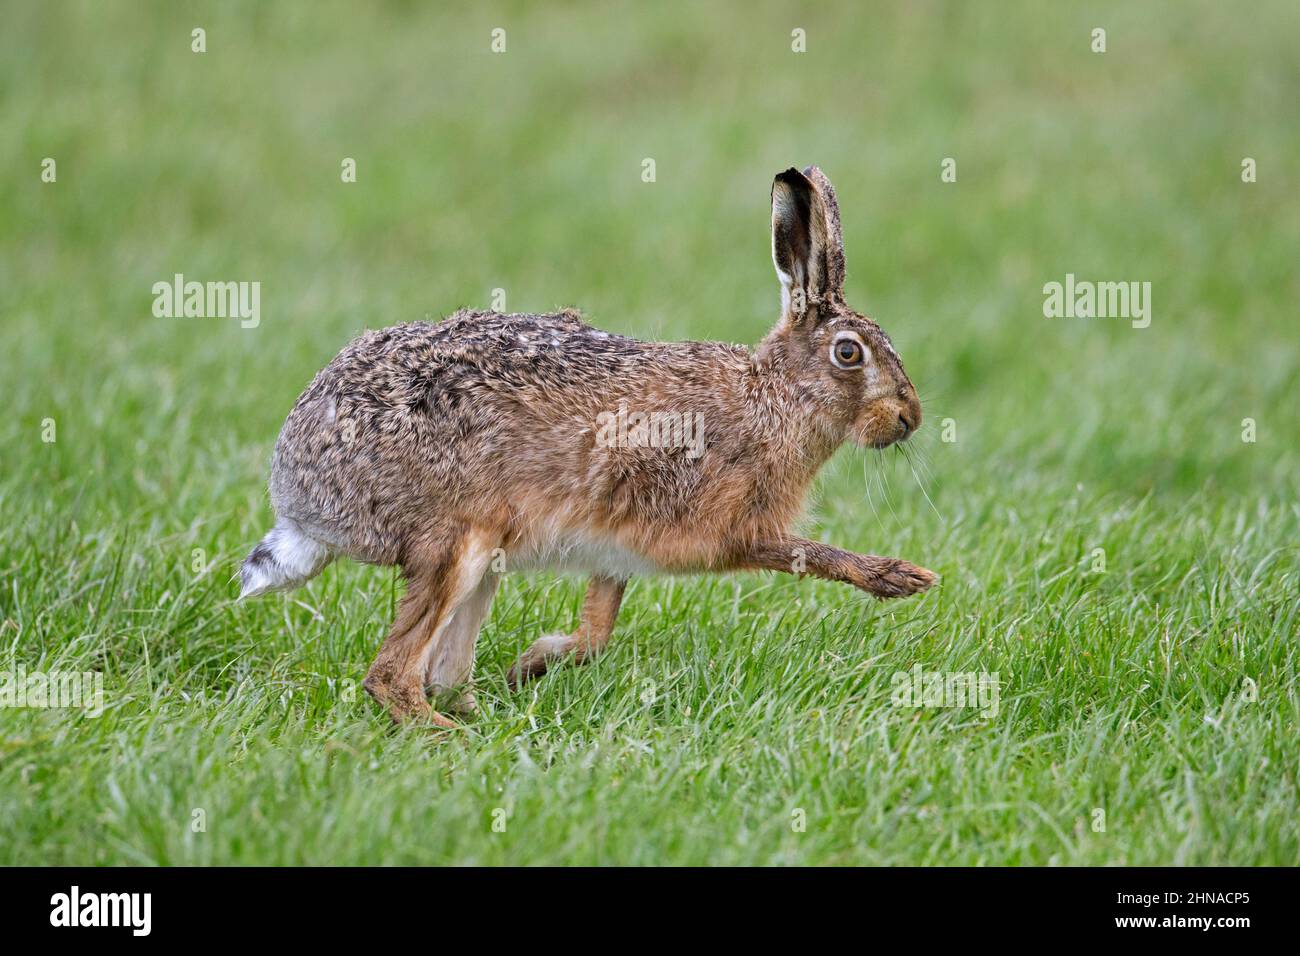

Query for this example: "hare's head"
[762,166,921,449]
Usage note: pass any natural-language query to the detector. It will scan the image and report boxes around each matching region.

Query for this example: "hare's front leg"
[508,575,627,689]
[363,526,499,725]
[738,537,936,598]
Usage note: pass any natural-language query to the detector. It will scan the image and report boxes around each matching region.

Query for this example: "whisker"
[901,441,943,521]
[861,446,883,526]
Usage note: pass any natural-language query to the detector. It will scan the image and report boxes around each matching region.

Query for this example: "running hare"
[241,166,934,725]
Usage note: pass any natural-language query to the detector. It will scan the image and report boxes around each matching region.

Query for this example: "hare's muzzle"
[897,388,922,441]
[859,384,922,449]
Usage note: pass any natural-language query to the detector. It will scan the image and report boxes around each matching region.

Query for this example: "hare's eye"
[831,338,865,369]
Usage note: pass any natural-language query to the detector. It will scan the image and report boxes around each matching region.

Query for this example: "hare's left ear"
[770,166,846,322]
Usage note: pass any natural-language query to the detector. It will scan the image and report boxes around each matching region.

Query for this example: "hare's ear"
[771,166,845,322]
[801,166,846,291]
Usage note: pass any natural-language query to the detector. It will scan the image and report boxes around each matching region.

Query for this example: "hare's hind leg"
[425,570,500,716]
[508,575,627,689]
[363,526,498,725]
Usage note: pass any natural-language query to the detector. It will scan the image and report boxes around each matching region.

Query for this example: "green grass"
[2,0,1298,865]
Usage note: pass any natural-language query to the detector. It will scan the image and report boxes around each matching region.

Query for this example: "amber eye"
[831,337,865,369]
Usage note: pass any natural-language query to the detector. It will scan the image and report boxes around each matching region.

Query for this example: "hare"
[240,166,935,725]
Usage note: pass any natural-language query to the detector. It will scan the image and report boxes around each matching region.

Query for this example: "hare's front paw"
[855,557,937,599]
[897,562,937,595]
[507,633,574,689]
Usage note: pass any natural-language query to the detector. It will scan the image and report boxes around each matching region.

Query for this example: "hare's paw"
[850,556,937,599]
[430,686,478,716]
[507,633,575,690]
[877,559,936,598]
[363,673,458,728]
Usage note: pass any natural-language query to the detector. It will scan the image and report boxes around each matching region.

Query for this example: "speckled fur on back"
[267,307,839,571]
[240,166,936,725]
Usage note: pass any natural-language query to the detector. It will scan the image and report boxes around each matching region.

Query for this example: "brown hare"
[240,166,935,726]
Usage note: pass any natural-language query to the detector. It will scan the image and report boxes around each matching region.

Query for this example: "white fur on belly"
[510,528,660,578]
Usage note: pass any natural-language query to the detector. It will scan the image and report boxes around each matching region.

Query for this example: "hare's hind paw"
[431,687,478,716]
[363,673,458,728]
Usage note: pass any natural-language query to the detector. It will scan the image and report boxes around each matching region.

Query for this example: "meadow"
[1,1,1297,865]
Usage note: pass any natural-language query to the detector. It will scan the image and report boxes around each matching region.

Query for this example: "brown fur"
[506,576,627,688]
[244,166,934,725]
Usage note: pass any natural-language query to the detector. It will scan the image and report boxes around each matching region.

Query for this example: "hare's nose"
[897,392,922,440]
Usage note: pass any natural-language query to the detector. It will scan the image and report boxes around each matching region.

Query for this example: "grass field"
[2,1,1297,865]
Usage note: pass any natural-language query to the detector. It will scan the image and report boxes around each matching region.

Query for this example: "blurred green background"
[1,1,1297,865]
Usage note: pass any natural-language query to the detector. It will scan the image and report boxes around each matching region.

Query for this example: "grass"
[1,0,1297,865]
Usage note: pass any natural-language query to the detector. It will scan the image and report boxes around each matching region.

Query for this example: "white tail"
[239,518,333,599]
